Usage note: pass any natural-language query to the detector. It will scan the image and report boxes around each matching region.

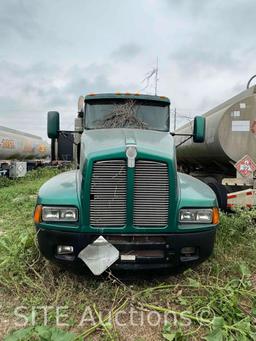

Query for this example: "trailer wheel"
[208,183,227,210]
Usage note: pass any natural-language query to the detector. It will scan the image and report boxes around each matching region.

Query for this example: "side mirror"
[47,111,60,139]
[193,116,205,143]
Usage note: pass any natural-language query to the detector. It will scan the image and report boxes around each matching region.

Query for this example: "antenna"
[140,57,159,94]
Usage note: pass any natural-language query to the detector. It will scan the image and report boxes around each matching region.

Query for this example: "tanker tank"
[175,84,256,208]
[0,126,50,160]
[175,85,256,176]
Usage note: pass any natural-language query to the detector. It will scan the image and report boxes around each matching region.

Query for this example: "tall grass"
[0,168,255,340]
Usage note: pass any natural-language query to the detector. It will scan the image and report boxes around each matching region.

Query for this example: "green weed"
[0,168,255,340]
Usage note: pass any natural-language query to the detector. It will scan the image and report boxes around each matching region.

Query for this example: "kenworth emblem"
[126,145,137,168]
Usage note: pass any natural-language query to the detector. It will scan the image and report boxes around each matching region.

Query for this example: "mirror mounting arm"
[170,132,193,137]
[170,132,193,148]
[58,130,78,134]
[170,132,193,147]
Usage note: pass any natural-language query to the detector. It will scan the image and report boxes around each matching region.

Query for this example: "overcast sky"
[1,0,256,139]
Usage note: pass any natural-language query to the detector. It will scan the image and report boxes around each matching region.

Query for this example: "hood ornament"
[126,145,137,168]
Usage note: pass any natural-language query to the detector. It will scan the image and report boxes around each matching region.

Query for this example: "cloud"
[165,0,256,74]
[1,0,256,137]
[0,0,40,42]
[0,60,139,137]
[111,43,143,61]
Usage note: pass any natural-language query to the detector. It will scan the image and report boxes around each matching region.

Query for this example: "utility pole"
[174,108,177,131]
[154,57,159,95]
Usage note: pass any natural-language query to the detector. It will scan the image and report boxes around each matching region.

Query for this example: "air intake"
[90,160,126,227]
[134,160,169,227]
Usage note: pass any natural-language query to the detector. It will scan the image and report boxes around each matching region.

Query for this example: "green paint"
[193,116,205,143]
[126,167,135,228]
[47,111,59,139]
[36,94,217,235]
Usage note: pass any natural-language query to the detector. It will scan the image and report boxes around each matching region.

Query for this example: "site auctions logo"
[235,154,256,177]
[0,304,200,329]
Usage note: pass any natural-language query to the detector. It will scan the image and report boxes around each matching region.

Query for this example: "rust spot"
[38,144,47,153]
[250,120,256,134]
[1,139,15,149]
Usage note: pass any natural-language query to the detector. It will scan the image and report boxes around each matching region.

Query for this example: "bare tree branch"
[96,100,148,129]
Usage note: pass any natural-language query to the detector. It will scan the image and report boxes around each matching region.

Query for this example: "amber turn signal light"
[34,205,42,224]
[212,207,220,224]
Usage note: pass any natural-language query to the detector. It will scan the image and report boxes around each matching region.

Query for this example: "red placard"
[235,155,256,177]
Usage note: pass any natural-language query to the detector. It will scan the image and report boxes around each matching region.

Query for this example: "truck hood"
[37,170,80,206]
[80,129,174,165]
[177,173,218,208]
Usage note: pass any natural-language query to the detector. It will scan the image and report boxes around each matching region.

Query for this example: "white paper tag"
[121,254,136,261]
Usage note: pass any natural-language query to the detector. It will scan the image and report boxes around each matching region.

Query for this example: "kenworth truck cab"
[34,93,219,275]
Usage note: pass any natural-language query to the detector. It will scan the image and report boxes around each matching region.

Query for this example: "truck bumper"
[36,227,216,272]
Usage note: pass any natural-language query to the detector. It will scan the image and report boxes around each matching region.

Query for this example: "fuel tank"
[0,126,50,160]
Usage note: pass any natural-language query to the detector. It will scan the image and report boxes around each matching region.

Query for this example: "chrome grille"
[90,160,126,227]
[134,160,169,227]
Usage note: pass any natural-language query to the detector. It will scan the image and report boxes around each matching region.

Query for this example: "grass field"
[0,168,255,340]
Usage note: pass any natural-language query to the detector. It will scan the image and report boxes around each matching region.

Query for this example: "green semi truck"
[34,93,219,275]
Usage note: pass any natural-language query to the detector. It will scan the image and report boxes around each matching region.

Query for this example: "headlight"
[179,208,213,223]
[42,206,78,222]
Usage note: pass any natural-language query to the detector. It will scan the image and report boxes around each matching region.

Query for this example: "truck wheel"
[208,183,227,210]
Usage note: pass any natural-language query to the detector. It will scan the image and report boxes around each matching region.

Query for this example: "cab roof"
[84,93,170,104]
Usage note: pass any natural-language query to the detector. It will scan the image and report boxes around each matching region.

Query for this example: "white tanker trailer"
[175,81,256,209]
[0,126,50,178]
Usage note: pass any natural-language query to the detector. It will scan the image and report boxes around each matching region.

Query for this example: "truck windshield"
[85,99,169,131]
